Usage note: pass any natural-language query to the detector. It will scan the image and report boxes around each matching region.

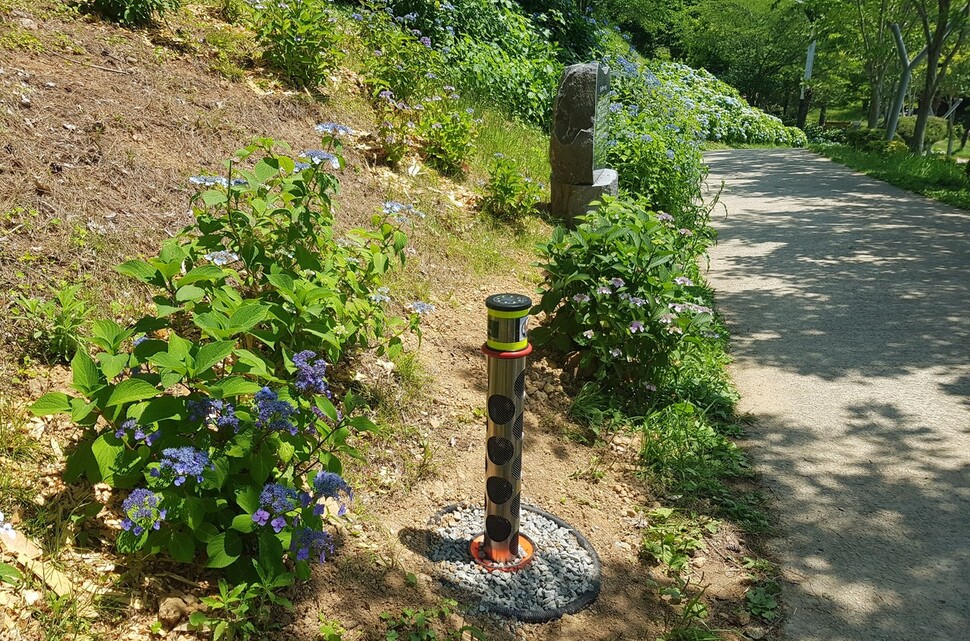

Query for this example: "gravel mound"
[428,503,600,622]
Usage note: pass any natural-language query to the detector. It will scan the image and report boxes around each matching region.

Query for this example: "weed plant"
[12,283,89,363]
[254,0,345,90]
[479,154,543,223]
[816,143,970,209]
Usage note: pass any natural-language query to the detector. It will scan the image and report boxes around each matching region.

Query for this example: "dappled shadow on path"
[745,403,969,641]
[704,148,970,641]
[704,148,969,394]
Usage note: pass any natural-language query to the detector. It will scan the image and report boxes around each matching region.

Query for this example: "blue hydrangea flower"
[153,447,213,486]
[254,387,298,436]
[189,175,229,188]
[419,36,432,47]
[301,150,340,169]
[121,488,166,536]
[572,293,590,303]
[609,278,625,288]
[293,351,330,396]
[313,471,353,502]
[290,527,334,563]
[315,122,353,136]
[253,483,304,532]
[596,286,611,295]
[657,212,674,222]
[187,398,239,432]
[407,301,435,315]
[0,511,16,540]
[203,250,238,266]
[115,419,158,446]
[674,277,694,286]
[629,320,645,334]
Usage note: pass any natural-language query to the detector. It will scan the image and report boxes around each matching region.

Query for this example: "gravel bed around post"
[428,503,601,623]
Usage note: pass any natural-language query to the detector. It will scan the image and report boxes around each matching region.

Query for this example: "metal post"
[479,293,532,564]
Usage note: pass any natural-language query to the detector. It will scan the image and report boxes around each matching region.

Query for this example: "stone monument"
[549,62,619,227]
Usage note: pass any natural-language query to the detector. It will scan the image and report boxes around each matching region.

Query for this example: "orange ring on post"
[481,342,533,359]
[469,532,536,572]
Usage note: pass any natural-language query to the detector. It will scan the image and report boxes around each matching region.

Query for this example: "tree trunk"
[867,81,883,128]
[960,123,969,150]
[818,103,828,126]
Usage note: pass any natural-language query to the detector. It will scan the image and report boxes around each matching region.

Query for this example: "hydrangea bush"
[253,0,346,89]
[30,132,423,581]
[532,196,717,393]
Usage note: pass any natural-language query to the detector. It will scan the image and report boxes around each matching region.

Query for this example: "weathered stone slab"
[550,63,611,186]
[550,168,618,228]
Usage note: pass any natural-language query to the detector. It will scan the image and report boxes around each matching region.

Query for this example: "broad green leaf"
[115,259,158,284]
[98,353,130,381]
[106,379,159,407]
[70,397,98,424]
[227,303,267,331]
[116,529,148,554]
[176,265,225,288]
[201,190,227,206]
[278,441,295,464]
[168,531,195,563]
[250,445,275,484]
[183,497,206,531]
[207,376,262,398]
[193,341,236,376]
[30,392,72,416]
[230,514,255,533]
[235,486,260,514]
[137,396,184,425]
[175,284,205,303]
[0,562,22,585]
[205,532,242,568]
[91,435,125,484]
[71,350,102,395]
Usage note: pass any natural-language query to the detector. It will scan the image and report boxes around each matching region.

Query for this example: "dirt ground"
[0,5,765,640]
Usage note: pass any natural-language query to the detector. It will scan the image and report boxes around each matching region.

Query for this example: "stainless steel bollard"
[480,293,532,563]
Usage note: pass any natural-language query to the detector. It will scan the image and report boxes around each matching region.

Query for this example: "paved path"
[703,149,970,641]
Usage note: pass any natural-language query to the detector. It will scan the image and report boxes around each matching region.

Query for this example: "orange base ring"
[469,533,536,572]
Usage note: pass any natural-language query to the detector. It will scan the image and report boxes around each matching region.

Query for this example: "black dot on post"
[486,515,512,542]
[510,493,520,518]
[487,436,515,465]
[509,533,519,555]
[486,476,513,504]
[488,394,516,424]
[514,371,525,398]
[511,453,522,479]
[513,414,523,439]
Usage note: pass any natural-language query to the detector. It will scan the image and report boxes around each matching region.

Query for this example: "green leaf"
[314,396,339,423]
[98,353,130,380]
[70,397,98,424]
[230,513,255,533]
[201,190,227,206]
[207,377,262,399]
[228,303,268,331]
[183,497,206,531]
[278,441,295,464]
[115,259,158,284]
[30,392,72,416]
[106,379,159,407]
[137,397,184,425]
[116,528,148,554]
[188,611,207,627]
[250,445,275,484]
[176,284,205,303]
[235,486,260,514]
[193,341,236,376]
[91,435,125,484]
[176,265,225,288]
[71,350,102,395]
[206,532,242,568]
[0,562,22,585]
[168,531,195,563]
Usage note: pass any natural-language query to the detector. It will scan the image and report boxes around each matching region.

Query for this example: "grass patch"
[471,107,549,182]
[814,143,970,209]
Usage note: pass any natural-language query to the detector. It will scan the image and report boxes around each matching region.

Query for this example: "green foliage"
[189,571,294,640]
[87,0,181,26]
[28,136,420,584]
[805,124,848,145]
[745,581,781,621]
[896,115,952,151]
[478,154,543,222]
[380,599,486,641]
[817,143,970,209]
[641,507,715,575]
[532,196,714,392]
[254,0,345,90]
[12,283,89,362]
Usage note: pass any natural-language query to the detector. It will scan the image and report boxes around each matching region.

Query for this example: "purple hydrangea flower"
[674,276,693,286]
[572,293,590,303]
[313,471,353,501]
[657,212,674,222]
[157,447,213,486]
[290,527,334,563]
[116,419,158,446]
[120,488,166,536]
[293,351,330,396]
[315,122,353,136]
[187,398,239,432]
[254,388,298,435]
[596,286,611,295]
[252,508,270,526]
[419,36,432,47]
[679,228,694,237]
[630,321,645,334]
[407,301,435,315]
[259,483,302,514]
[609,278,625,288]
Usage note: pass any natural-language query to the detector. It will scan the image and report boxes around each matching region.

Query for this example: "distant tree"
[906,0,970,152]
